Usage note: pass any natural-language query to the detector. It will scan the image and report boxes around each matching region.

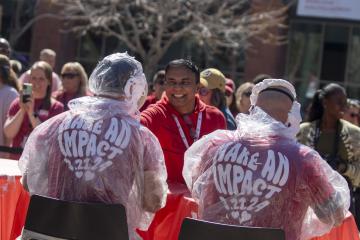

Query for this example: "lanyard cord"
[172,112,203,149]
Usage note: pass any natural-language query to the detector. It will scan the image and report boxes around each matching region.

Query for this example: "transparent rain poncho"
[88,52,148,119]
[19,53,167,240]
[183,80,350,240]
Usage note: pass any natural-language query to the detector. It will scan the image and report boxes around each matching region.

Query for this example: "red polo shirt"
[141,96,226,183]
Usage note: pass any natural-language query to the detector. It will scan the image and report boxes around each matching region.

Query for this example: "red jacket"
[141,96,226,183]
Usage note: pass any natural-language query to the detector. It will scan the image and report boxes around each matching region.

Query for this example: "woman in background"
[0,54,19,157]
[343,98,360,126]
[297,83,360,228]
[53,62,90,110]
[225,78,239,117]
[4,61,64,159]
[235,82,254,114]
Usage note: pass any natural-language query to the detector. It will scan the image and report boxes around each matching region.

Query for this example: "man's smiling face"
[165,66,199,114]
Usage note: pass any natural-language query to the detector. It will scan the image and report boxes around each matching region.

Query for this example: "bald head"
[40,49,56,68]
[256,87,293,124]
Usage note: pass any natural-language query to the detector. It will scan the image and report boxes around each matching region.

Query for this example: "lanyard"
[172,112,203,149]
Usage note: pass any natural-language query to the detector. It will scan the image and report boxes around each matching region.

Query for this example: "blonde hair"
[61,62,88,96]
[235,82,254,112]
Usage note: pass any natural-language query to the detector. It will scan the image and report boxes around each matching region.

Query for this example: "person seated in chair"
[183,79,350,240]
[19,52,168,240]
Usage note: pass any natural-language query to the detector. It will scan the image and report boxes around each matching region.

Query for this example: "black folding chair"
[21,195,128,240]
[179,218,285,240]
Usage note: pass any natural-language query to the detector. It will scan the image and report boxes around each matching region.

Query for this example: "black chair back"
[0,145,23,154]
[179,218,285,240]
[24,195,128,240]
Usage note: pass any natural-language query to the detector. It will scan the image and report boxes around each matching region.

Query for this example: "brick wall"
[243,0,288,82]
[30,0,77,73]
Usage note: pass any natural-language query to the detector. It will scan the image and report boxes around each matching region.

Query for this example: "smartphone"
[22,83,32,103]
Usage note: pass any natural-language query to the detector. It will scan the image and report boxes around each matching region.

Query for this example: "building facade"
[1,0,359,103]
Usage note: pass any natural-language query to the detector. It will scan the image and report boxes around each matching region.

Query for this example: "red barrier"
[311,213,360,240]
[139,183,359,240]
[0,175,29,240]
[1,158,358,240]
[10,188,30,240]
[137,184,198,240]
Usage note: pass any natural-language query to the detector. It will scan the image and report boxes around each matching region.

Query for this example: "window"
[347,28,360,98]
[320,25,349,83]
[287,20,360,104]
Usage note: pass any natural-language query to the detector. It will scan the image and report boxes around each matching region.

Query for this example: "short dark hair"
[165,59,200,83]
[252,74,271,85]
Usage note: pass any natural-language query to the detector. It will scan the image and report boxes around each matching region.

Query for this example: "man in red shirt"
[184,79,350,240]
[141,59,226,184]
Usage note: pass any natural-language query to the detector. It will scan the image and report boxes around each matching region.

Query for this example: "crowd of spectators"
[1,36,360,240]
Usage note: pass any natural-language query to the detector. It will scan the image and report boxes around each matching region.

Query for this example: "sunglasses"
[198,87,210,96]
[61,73,79,79]
[243,91,252,97]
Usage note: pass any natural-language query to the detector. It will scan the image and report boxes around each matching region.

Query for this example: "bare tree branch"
[16,0,289,75]
[10,13,63,45]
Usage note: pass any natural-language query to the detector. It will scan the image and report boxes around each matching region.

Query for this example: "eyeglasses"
[242,91,252,97]
[198,87,210,96]
[61,72,79,79]
[165,81,194,88]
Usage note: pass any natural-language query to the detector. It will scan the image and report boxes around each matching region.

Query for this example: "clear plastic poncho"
[183,89,350,240]
[19,53,167,240]
[88,52,148,119]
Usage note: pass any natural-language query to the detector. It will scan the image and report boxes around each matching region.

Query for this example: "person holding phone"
[4,61,64,160]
